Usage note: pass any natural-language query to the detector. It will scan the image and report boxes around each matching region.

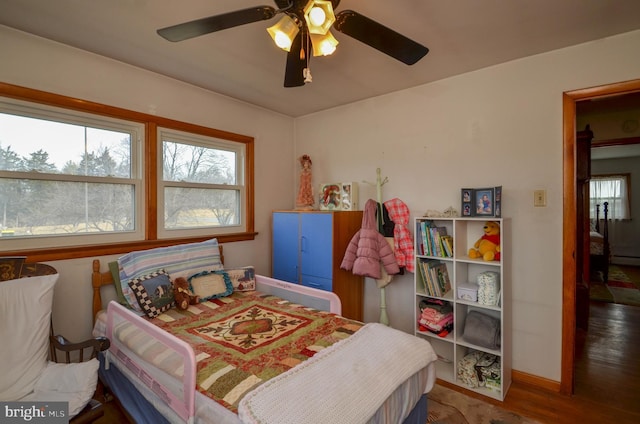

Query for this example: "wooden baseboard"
[511,369,561,392]
[437,369,561,400]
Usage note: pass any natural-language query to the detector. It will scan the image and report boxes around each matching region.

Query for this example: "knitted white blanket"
[238,323,437,424]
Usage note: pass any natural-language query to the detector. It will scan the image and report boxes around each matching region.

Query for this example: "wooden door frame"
[561,78,640,395]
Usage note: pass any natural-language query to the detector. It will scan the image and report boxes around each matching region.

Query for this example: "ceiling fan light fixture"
[303,0,335,35]
[310,31,338,56]
[267,15,300,51]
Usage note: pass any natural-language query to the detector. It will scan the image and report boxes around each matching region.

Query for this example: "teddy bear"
[468,221,501,261]
[172,276,200,310]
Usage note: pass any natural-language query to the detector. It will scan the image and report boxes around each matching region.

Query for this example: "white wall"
[294,30,640,381]
[0,26,297,343]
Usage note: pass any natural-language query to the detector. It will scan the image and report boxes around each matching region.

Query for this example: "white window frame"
[157,127,246,239]
[0,97,145,250]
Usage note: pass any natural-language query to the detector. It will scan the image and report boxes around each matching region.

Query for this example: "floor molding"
[512,369,560,393]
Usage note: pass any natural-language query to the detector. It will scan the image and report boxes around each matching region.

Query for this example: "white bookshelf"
[414,217,511,400]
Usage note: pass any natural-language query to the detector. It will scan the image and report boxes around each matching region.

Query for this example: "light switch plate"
[534,190,546,207]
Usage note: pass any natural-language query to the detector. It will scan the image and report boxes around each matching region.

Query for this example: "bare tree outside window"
[161,137,242,232]
[0,111,137,239]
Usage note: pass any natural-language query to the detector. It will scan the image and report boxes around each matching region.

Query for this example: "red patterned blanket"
[114,291,362,413]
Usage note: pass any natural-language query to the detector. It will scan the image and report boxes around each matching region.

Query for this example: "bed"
[590,202,610,283]
[91,239,437,424]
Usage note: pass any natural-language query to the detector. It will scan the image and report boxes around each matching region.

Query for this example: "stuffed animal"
[172,277,200,310]
[468,221,501,261]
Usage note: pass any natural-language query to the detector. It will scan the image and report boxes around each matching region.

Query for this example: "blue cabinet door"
[272,212,300,283]
[301,274,332,291]
[300,213,333,280]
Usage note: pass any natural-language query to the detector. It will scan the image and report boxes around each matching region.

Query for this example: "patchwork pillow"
[188,270,233,301]
[218,266,256,291]
[128,269,174,318]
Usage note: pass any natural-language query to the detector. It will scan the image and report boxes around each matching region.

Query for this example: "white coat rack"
[363,168,391,326]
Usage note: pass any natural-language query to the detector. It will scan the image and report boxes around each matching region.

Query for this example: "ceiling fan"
[157,0,429,87]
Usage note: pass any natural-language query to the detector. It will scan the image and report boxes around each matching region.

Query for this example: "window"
[158,127,246,238]
[0,84,254,256]
[589,174,631,220]
[0,99,143,249]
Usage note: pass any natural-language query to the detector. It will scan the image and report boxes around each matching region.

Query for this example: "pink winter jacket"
[340,199,400,279]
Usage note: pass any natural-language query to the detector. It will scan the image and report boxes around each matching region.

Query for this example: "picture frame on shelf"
[319,183,341,210]
[461,188,473,216]
[494,186,502,217]
[340,182,358,211]
[461,186,502,217]
[319,182,359,211]
[474,188,495,216]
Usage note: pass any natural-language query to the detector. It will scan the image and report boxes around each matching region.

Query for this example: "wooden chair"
[0,257,110,424]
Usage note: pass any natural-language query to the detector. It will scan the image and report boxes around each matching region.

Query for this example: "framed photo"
[474,188,495,216]
[494,186,502,217]
[461,188,474,216]
[340,182,359,211]
[319,183,341,210]
[319,182,359,211]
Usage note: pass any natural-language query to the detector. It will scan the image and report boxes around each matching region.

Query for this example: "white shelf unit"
[414,217,511,401]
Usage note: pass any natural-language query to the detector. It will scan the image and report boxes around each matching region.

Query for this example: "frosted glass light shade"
[267,15,300,51]
[310,31,338,56]
[303,0,335,35]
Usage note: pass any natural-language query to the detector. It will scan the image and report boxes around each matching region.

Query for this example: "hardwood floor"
[95,300,640,423]
[502,300,640,423]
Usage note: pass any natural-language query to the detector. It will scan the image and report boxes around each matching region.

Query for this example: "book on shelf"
[430,226,449,257]
[418,258,452,297]
[435,263,452,294]
[441,235,454,257]
[416,221,426,255]
[418,259,432,295]
[418,223,449,258]
[417,258,429,293]
[419,221,433,256]
[423,260,437,296]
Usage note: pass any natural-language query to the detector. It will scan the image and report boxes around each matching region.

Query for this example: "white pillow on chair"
[0,273,58,401]
[22,359,99,417]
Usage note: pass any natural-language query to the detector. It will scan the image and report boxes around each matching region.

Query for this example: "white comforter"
[238,323,437,424]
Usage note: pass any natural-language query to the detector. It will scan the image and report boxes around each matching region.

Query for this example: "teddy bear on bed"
[172,277,200,310]
[468,221,501,261]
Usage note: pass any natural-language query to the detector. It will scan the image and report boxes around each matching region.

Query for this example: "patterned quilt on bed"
[113,290,363,413]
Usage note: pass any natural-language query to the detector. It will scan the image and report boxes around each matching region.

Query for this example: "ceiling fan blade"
[274,0,340,9]
[334,10,429,65]
[157,6,277,42]
[284,32,306,87]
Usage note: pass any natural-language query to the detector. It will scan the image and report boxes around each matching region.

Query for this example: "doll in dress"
[295,154,314,210]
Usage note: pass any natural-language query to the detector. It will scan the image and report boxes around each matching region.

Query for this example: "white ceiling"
[2,0,640,117]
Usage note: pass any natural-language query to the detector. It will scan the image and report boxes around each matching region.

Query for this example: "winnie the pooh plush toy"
[172,277,200,310]
[468,221,501,261]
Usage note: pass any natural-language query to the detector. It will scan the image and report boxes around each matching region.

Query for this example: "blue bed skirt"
[99,353,428,424]
[99,354,170,424]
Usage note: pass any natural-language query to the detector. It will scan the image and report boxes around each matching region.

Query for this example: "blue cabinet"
[272,211,364,320]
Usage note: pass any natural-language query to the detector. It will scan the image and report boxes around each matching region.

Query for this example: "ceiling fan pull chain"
[304,31,312,83]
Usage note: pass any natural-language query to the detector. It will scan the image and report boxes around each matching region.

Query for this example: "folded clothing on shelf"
[418,298,453,337]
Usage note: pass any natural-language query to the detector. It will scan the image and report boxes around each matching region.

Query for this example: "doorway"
[561,78,640,395]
